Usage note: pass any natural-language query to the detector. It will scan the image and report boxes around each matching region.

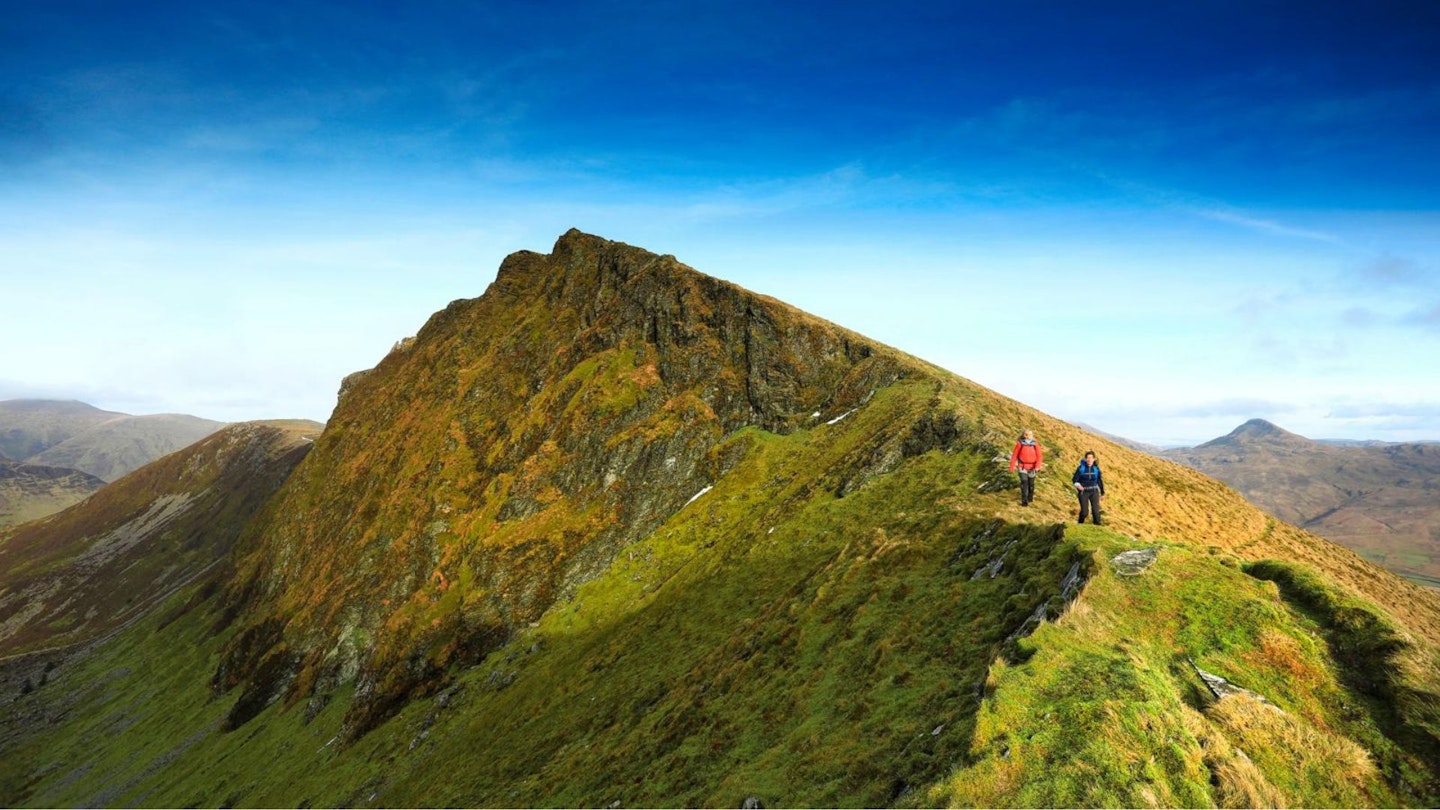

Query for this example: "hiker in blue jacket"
[1071,451,1105,525]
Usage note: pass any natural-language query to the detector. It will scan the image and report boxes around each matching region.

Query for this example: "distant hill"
[1072,421,1169,454]
[0,400,124,461]
[1165,418,1440,588]
[0,400,228,527]
[26,412,226,482]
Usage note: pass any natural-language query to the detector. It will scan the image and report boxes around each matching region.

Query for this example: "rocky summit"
[2,231,1439,808]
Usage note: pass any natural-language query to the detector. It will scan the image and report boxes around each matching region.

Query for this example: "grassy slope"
[3,233,1438,807]
[928,527,1436,808]
[5,376,1439,807]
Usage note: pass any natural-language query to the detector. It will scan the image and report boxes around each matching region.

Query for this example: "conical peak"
[1230,418,1305,441]
[1195,417,1305,449]
[1239,417,1280,431]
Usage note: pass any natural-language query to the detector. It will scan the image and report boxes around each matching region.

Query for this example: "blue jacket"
[1072,460,1105,494]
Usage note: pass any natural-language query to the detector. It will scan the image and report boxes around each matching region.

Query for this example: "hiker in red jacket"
[1008,429,1044,506]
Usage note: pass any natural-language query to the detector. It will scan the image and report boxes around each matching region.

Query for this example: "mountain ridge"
[218,228,917,734]
[3,231,1438,807]
[25,411,227,482]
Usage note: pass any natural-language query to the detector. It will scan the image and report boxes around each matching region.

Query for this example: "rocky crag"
[2,231,1438,808]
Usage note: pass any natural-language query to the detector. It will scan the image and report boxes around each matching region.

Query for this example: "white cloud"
[1185,205,1344,244]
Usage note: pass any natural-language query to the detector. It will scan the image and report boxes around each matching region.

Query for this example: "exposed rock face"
[1191,659,1279,708]
[218,230,917,734]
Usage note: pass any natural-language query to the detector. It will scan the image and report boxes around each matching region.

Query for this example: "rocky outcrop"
[1110,547,1160,576]
[1191,659,1279,708]
[216,230,926,737]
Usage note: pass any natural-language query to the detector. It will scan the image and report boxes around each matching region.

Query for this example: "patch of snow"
[811,411,821,418]
[685,485,713,506]
[826,409,855,426]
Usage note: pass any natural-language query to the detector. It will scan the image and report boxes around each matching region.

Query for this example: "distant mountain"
[1193,417,1308,448]
[0,400,124,461]
[0,420,319,659]
[0,462,106,528]
[1166,419,1440,588]
[25,412,226,482]
[0,400,228,527]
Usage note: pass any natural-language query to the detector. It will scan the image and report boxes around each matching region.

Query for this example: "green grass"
[6,382,1087,807]
[922,527,1431,808]
[6,231,1440,808]
[7,384,1440,807]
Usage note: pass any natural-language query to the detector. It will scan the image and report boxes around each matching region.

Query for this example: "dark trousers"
[1017,470,1037,504]
[1077,487,1102,524]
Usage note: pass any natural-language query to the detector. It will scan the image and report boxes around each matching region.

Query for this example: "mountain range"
[1165,418,1440,589]
[0,400,226,527]
[2,231,1437,807]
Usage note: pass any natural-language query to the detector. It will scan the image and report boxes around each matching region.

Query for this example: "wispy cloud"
[1169,398,1300,419]
[670,163,956,222]
[1073,167,1348,245]
[1351,254,1433,288]
[1321,399,1440,437]
[1407,301,1440,331]
[1184,205,1344,244]
[1326,400,1440,420]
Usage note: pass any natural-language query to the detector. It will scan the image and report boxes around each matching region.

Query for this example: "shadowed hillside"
[1,233,1437,808]
[0,462,104,528]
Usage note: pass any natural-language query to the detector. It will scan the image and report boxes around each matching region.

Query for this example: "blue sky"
[3,1,1439,444]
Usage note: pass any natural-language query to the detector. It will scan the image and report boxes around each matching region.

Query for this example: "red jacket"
[1009,440,1043,471]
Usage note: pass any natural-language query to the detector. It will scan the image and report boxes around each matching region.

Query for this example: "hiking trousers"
[1016,469,1037,504]
[1077,487,1102,524]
